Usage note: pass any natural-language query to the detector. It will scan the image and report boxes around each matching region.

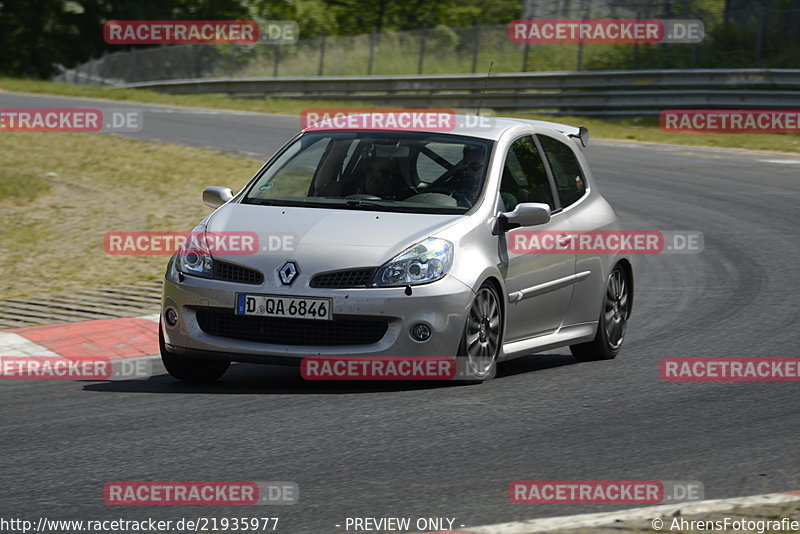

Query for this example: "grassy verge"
[4,77,800,154]
[0,132,261,299]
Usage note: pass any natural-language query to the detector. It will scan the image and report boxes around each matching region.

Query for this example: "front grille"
[310,268,376,288]
[213,261,263,285]
[196,308,388,346]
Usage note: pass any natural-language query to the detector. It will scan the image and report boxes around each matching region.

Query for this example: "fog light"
[164,307,179,328]
[411,323,432,342]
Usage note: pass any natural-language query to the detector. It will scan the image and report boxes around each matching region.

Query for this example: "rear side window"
[537,135,587,208]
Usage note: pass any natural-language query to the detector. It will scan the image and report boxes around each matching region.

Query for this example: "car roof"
[451,116,582,141]
[302,113,582,143]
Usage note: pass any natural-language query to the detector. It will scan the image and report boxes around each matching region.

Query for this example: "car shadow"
[81,352,578,395]
[496,352,578,378]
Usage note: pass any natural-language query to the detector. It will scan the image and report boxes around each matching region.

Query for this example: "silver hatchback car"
[160,115,633,382]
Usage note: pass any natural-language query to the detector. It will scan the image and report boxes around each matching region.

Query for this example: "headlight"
[373,238,453,287]
[175,222,213,278]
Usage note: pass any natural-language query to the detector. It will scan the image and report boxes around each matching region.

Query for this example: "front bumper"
[161,262,476,364]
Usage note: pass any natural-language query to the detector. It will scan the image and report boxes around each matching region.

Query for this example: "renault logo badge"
[279,261,298,285]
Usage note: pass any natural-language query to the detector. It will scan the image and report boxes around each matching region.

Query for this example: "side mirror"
[203,186,233,209]
[496,202,551,233]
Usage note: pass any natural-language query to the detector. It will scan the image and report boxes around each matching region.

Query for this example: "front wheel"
[457,283,503,381]
[570,264,630,361]
[160,324,230,382]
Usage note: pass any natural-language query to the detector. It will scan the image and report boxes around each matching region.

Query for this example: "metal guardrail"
[119,69,800,114]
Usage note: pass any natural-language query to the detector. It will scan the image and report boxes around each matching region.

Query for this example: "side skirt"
[501,322,597,360]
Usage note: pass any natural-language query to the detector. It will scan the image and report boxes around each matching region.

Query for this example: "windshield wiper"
[244,197,458,213]
[244,198,334,208]
[345,199,382,207]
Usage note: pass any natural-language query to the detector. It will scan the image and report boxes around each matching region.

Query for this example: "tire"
[570,264,630,362]
[160,324,230,382]
[457,282,503,382]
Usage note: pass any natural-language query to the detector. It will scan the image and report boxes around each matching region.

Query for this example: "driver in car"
[449,145,486,205]
[359,158,409,200]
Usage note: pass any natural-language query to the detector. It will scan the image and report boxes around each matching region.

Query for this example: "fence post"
[99,50,109,85]
[273,44,281,76]
[631,12,640,69]
[128,48,138,83]
[522,42,530,72]
[754,7,766,67]
[229,45,237,77]
[791,1,800,43]
[189,45,197,78]
[417,29,427,75]
[89,58,97,85]
[367,30,377,74]
[576,0,590,71]
[471,21,481,73]
[686,4,697,69]
[318,34,327,76]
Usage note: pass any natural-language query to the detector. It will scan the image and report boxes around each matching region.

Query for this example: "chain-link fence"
[55,5,800,86]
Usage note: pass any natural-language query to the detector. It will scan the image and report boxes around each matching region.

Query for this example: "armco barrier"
[113,69,800,115]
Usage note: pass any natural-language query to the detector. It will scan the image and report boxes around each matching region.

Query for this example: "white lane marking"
[138,314,161,323]
[466,491,800,533]
[759,159,800,164]
[0,333,61,357]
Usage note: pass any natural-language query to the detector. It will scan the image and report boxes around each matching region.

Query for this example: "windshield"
[243,132,493,214]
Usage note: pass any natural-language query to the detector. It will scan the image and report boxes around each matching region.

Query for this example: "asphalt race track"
[1,92,799,533]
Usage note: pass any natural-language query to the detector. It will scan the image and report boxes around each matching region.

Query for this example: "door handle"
[558,234,573,247]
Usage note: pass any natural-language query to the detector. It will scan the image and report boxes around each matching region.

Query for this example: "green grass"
[0,132,262,299]
[4,77,799,154]
[0,167,51,201]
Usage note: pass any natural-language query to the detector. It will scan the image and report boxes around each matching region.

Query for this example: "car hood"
[206,203,461,284]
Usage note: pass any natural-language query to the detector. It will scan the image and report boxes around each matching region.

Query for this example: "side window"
[537,135,587,208]
[500,136,555,211]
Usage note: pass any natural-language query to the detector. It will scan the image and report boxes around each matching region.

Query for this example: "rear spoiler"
[520,119,589,147]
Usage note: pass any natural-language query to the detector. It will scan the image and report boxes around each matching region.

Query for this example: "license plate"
[235,294,332,320]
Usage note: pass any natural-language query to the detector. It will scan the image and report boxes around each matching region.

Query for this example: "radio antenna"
[476,60,494,116]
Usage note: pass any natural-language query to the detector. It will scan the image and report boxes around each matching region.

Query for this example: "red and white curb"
[460,491,800,533]
[0,314,160,360]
